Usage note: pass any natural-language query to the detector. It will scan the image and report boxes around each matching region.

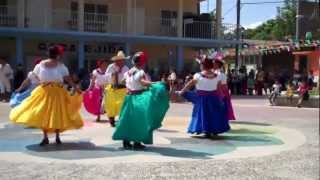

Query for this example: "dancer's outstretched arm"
[15,78,31,93]
[179,79,197,94]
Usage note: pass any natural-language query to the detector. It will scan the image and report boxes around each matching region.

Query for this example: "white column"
[126,0,132,33]
[43,0,52,29]
[216,0,222,39]
[133,0,137,34]
[177,0,183,37]
[17,0,25,28]
[78,0,84,31]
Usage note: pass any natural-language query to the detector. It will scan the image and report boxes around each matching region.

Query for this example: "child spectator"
[286,82,294,104]
[269,80,282,105]
[297,80,309,108]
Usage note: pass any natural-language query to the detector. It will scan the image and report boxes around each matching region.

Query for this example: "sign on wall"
[37,42,124,55]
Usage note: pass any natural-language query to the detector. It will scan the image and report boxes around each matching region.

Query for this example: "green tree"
[245,0,297,40]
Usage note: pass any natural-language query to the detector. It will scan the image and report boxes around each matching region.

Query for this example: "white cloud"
[244,21,264,29]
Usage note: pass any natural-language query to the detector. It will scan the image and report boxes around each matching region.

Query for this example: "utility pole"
[235,0,241,69]
[296,0,300,40]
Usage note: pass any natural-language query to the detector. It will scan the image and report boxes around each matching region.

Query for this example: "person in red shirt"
[296,80,309,108]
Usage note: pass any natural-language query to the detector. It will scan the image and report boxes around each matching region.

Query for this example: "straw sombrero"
[111,51,128,61]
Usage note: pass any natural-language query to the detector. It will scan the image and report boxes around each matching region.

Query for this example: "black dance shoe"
[56,137,62,145]
[123,140,132,149]
[109,118,116,127]
[39,138,49,146]
[133,142,146,150]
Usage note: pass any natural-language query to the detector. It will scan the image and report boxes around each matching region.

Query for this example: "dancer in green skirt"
[112,52,170,150]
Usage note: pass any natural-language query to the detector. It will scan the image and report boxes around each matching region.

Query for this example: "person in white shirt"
[0,57,14,102]
[104,51,129,127]
[112,51,170,150]
[178,57,230,137]
[83,59,109,122]
[269,80,282,105]
[10,45,83,146]
[167,69,177,91]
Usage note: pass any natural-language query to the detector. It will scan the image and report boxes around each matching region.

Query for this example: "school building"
[0,0,238,74]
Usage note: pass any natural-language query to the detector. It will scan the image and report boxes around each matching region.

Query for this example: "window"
[71,2,78,12]
[0,0,8,14]
[84,3,108,22]
[84,4,95,14]
[0,0,7,6]
[161,10,177,26]
[84,4,108,14]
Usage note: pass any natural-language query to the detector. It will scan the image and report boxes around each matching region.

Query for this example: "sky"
[200,0,283,29]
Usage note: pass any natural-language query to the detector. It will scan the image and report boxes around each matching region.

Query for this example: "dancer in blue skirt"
[178,56,230,137]
[10,58,41,107]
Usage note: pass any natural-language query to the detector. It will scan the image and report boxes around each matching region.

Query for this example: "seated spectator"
[297,80,309,108]
[286,82,294,104]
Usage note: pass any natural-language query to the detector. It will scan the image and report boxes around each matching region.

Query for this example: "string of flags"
[209,39,320,57]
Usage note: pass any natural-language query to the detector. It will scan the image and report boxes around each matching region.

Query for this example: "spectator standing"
[13,64,26,90]
[293,70,302,87]
[168,69,177,91]
[255,68,265,96]
[0,57,14,102]
[269,80,282,105]
[307,70,314,89]
[247,71,255,96]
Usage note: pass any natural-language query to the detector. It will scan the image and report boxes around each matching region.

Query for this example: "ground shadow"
[156,129,179,133]
[228,128,273,135]
[144,146,213,159]
[191,134,283,147]
[24,141,216,160]
[231,121,272,126]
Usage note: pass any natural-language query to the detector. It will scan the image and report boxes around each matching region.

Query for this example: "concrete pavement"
[0,98,318,179]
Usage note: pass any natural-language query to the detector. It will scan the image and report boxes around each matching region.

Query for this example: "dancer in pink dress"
[83,59,108,122]
[213,53,236,120]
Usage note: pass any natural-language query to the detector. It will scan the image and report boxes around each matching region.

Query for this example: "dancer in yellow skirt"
[105,51,129,127]
[10,45,83,146]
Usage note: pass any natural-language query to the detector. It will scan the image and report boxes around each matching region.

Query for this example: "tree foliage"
[244,0,297,40]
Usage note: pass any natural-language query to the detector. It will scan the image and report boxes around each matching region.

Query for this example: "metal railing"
[145,18,178,37]
[0,6,237,40]
[83,12,123,33]
[52,9,78,30]
[183,19,214,39]
[183,20,238,40]
[51,10,124,33]
[0,6,17,27]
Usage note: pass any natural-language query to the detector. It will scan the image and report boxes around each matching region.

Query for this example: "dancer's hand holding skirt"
[10,83,84,133]
[112,82,170,144]
[9,84,37,108]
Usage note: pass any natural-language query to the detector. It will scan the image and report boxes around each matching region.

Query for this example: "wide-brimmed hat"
[111,51,128,61]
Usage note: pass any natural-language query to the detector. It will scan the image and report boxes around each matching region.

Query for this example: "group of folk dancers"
[9,45,235,150]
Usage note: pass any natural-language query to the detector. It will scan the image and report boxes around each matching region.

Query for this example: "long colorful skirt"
[83,86,104,116]
[222,89,236,121]
[112,82,169,144]
[9,84,37,108]
[10,83,84,133]
[104,85,126,118]
[183,90,230,134]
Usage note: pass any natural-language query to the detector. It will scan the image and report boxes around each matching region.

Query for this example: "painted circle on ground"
[0,117,306,164]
